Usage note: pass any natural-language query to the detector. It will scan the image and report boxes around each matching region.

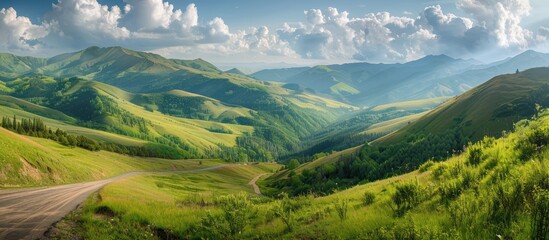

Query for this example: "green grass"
[0,128,223,188]
[370,96,449,112]
[54,110,549,239]
[51,163,280,239]
[361,111,427,136]
[378,67,549,145]
[0,106,146,146]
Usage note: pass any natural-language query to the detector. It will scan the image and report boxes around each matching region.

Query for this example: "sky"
[1,0,549,69]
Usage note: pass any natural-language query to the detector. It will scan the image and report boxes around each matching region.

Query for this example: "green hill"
[0,127,221,188]
[50,111,549,239]
[268,67,549,196]
[224,68,247,76]
[378,67,549,145]
[0,53,47,80]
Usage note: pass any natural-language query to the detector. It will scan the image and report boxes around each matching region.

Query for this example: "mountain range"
[252,50,549,106]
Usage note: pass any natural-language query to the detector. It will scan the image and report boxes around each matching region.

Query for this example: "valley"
[0,45,548,240]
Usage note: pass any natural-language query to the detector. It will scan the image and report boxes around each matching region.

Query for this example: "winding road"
[0,164,229,240]
[248,173,268,195]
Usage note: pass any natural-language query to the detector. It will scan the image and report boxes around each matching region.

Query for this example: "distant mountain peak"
[225,68,246,75]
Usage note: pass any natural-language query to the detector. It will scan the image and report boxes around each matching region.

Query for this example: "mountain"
[378,67,549,145]
[0,53,47,80]
[252,55,477,105]
[251,66,310,82]
[224,68,247,76]
[251,51,549,106]
[0,47,361,161]
[269,67,549,196]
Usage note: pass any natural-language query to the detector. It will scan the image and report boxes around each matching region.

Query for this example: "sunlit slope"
[0,127,222,188]
[377,67,549,145]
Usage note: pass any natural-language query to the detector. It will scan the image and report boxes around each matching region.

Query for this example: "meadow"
[48,111,549,239]
[0,128,223,188]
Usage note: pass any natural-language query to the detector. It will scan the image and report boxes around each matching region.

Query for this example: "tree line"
[1,115,194,159]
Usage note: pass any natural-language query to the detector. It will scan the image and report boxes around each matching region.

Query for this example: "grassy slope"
[57,112,549,239]
[0,127,223,188]
[88,80,254,149]
[377,67,549,145]
[51,163,280,239]
[370,96,449,112]
[1,78,254,149]
[361,112,427,136]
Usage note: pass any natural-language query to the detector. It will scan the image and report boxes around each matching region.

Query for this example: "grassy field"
[0,106,147,146]
[361,112,427,136]
[49,163,281,239]
[369,96,449,112]
[0,128,223,188]
[51,111,549,239]
[82,80,256,149]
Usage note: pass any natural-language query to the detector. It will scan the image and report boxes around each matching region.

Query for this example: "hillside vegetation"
[0,47,360,161]
[0,127,222,188]
[50,111,549,239]
[268,67,549,196]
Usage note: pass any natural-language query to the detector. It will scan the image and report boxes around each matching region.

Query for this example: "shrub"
[334,198,349,221]
[419,160,435,173]
[439,180,463,205]
[363,191,376,205]
[392,180,426,217]
[198,210,230,239]
[466,145,485,166]
[432,164,447,180]
[487,181,523,231]
[198,193,256,238]
[288,159,300,170]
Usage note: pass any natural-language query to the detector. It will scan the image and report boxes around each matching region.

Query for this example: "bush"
[419,160,435,173]
[466,145,485,166]
[198,193,256,238]
[288,159,300,170]
[392,180,426,217]
[439,180,464,205]
[363,191,376,205]
[432,164,447,180]
[334,198,349,221]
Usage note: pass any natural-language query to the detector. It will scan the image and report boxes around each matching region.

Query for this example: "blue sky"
[1,0,549,68]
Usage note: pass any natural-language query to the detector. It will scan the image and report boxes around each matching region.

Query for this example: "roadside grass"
[64,164,280,239]
[0,128,223,188]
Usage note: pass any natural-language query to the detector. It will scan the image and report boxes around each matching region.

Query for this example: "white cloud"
[458,0,532,48]
[0,7,48,51]
[0,0,548,63]
[43,0,129,50]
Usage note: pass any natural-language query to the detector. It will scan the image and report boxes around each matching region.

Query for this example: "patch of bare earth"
[19,158,42,181]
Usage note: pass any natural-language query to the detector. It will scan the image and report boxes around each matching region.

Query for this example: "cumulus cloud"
[0,0,547,63]
[0,7,48,51]
[45,0,130,47]
[458,0,532,48]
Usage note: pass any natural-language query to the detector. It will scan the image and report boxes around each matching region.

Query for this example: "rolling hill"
[378,67,549,145]
[0,47,362,161]
[268,67,549,196]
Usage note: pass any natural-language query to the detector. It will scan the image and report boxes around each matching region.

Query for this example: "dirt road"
[0,164,229,240]
[248,173,268,195]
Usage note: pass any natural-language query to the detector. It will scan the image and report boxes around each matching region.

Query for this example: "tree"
[288,159,300,170]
